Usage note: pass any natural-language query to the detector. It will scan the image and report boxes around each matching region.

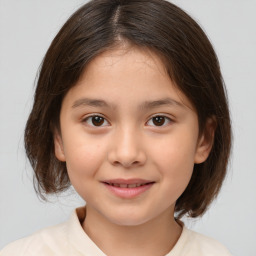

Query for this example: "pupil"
[92,116,104,126]
[153,116,165,126]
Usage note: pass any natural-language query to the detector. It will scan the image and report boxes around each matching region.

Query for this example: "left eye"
[83,115,109,127]
[146,116,172,127]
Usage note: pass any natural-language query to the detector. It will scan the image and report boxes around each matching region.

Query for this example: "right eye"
[82,115,110,127]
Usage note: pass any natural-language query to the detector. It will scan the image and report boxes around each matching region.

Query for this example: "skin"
[54,45,215,256]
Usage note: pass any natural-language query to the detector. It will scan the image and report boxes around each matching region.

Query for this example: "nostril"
[112,160,138,167]
[108,148,147,167]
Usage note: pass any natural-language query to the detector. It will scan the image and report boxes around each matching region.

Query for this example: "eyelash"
[82,114,173,128]
[82,114,110,127]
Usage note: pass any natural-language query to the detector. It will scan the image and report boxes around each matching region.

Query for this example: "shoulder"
[0,222,68,256]
[174,227,232,256]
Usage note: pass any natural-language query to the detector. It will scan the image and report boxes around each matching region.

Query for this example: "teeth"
[128,184,137,188]
[108,182,151,188]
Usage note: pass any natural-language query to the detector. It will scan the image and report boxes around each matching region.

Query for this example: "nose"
[107,127,147,168]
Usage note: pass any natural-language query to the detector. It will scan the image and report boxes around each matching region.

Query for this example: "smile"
[102,179,155,199]
[105,182,153,188]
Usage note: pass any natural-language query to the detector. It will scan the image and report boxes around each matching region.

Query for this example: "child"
[0,0,232,255]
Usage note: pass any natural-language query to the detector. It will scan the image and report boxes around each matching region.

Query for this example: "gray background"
[0,0,255,255]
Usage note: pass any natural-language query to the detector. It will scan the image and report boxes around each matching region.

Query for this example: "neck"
[82,205,182,256]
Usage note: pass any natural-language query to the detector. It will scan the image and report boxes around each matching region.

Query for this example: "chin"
[106,211,154,227]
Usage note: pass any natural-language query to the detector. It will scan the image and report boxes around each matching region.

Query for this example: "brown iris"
[92,116,105,126]
[152,116,165,126]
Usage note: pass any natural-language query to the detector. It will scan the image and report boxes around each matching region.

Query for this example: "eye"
[83,115,110,127]
[146,115,172,127]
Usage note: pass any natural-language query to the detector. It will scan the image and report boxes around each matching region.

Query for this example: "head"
[25,0,232,219]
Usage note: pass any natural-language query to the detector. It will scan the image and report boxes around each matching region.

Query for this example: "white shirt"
[0,207,232,256]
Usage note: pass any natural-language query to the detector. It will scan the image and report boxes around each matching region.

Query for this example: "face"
[54,46,213,226]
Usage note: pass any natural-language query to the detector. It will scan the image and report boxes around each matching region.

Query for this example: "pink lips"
[102,179,155,199]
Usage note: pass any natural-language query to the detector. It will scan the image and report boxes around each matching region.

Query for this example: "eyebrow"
[139,98,185,110]
[72,98,114,109]
[72,97,185,110]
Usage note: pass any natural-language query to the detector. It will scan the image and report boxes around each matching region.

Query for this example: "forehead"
[63,45,194,111]
[82,45,168,83]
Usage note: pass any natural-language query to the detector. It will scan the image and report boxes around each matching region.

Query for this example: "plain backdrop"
[0,0,256,255]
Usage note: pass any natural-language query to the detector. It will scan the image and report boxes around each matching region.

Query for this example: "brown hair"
[24,0,232,218]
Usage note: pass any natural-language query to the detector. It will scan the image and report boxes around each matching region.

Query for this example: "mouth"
[103,182,154,188]
[101,179,155,199]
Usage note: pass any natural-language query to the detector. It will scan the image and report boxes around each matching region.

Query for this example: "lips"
[107,183,151,188]
[103,179,154,187]
[102,179,155,198]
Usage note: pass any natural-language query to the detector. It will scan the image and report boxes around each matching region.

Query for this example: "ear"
[53,130,66,162]
[194,117,217,164]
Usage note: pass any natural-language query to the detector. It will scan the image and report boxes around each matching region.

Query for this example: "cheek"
[149,132,197,186]
[151,132,196,164]
[64,136,107,180]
